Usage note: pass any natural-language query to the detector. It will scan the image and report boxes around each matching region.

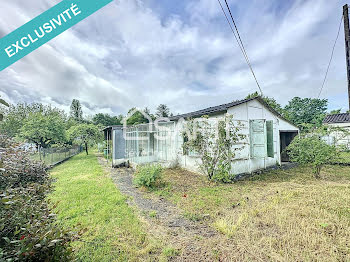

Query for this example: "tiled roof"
[169,97,257,121]
[169,96,298,128]
[323,113,350,124]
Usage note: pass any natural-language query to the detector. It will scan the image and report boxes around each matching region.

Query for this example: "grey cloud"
[0,0,349,116]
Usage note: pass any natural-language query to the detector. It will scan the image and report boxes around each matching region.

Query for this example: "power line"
[216,0,263,95]
[218,0,247,60]
[317,15,344,98]
[223,0,251,64]
[216,0,247,62]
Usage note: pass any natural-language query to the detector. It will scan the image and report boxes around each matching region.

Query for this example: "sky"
[0,0,349,117]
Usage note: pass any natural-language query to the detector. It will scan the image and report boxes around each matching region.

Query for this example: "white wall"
[177,99,299,175]
[324,123,350,149]
[120,99,299,175]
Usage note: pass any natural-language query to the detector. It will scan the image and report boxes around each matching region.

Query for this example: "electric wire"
[216,0,247,61]
[317,15,344,98]
[217,0,263,95]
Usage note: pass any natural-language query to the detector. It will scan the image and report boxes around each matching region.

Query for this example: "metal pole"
[148,127,150,162]
[136,128,139,159]
[343,4,350,110]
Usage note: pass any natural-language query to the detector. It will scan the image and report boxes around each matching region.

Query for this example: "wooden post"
[343,4,350,110]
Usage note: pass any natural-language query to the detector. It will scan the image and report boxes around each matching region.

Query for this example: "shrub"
[0,137,48,190]
[211,162,233,183]
[0,185,73,261]
[287,135,340,178]
[0,135,74,261]
[133,164,163,188]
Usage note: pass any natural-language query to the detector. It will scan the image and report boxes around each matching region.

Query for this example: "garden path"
[97,156,221,261]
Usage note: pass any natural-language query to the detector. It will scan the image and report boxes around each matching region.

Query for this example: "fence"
[31,145,82,166]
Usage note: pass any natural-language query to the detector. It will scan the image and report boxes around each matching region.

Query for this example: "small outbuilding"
[323,113,350,148]
[105,96,299,175]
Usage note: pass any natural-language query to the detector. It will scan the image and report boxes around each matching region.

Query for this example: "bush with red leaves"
[0,135,75,261]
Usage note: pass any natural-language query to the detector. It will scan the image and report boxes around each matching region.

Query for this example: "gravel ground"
[97,156,219,261]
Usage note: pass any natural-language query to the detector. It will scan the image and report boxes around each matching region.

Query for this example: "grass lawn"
[49,152,161,262]
[152,165,350,261]
[338,151,350,164]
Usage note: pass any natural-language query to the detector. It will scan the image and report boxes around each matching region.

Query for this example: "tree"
[284,97,328,129]
[330,109,341,115]
[287,135,340,178]
[19,107,66,149]
[70,99,83,122]
[92,113,123,127]
[0,96,9,121]
[0,96,9,169]
[156,104,171,118]
[67,123,101,155]
[126,108,150,125]
[0,103,47,137]
[245,92,285,116]
[144,107,156,120]
[183,115,245,182]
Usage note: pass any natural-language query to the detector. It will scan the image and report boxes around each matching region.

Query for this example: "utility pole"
[343,4,350,110]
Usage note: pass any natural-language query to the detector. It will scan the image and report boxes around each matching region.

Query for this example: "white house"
[104,96,299,176]
[323,113,350,149]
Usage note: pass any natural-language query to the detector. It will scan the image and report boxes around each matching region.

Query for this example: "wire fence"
[31,145,82,166]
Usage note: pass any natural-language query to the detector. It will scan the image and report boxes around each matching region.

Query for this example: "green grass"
[162,247,180,258]
[149,210,157,218]
[338,151,350,164]
[49,152,160,261]
[48,152,350,261]
[151,166,350,261]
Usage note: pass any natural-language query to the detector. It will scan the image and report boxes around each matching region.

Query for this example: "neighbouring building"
[323,113,350,149]
[103,96,299,176]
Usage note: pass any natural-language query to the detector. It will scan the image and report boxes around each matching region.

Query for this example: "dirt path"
[97,156,221,261]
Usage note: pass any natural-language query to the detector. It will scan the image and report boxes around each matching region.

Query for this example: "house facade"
[323,113,350,149]
[104,97,299,175]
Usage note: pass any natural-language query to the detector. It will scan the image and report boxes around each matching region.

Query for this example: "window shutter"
[266,120,274,158]
[250,120,266,158]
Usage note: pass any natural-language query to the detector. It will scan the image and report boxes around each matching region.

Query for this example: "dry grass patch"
[152,165,350,261]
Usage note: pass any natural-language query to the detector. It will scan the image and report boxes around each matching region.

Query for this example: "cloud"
[0,0,349,117]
